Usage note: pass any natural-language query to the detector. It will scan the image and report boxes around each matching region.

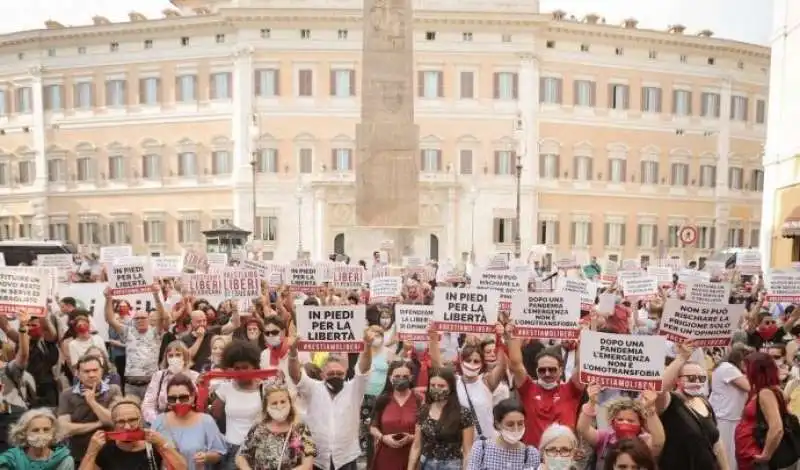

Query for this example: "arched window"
[333,233,345,254]
[429,234,439,261]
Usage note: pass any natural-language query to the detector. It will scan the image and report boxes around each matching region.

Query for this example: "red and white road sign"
[678,225,698,246]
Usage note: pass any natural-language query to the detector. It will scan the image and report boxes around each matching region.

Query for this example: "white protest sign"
[737,250,761,275]
[0,267,47,316]
[37,254,74,281]
[369,276,402,303]
[0,253,4,266]
[207,253,228,269]
[646,266,673,284]
[556,255,579,270]
[182,249,209,273]
[332,265,364,289]
[621,276,658,299]
[108,259,153,296]
[223,270,259,298]
[597,293,615,314]
[557,277,597,310]
[296,305,367,352]
[184,273,224,297]
[286,261,320,293]
[472,268,529,307]
[100,245,133,263]
[395,304,435,341]
[486,254,510,270]
[766,272,800,303]
[578,330,665,391]
[57,282,109,340]
[621,259,639,271]
[510,292,581,340]
[659,298,745,347]
[432,287,499,334]
[686,282,731,305]
[678,269,711,285]
[403,256,425,268]
[151,256,183,277]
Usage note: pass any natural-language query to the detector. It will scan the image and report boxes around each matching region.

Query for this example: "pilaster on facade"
[231,45,255,185]
[714,78,733,199]
[518,53,540,246]
[313,189,325,260]
[29,65,48,239]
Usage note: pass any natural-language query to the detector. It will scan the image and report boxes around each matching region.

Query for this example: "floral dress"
[418,404,474,465]
[239,421,317,470]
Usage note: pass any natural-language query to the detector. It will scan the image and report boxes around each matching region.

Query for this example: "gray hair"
[8,408,61,447]
[539,423,577,450]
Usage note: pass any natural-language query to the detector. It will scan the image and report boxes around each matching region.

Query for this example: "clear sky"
[0,0,774,45]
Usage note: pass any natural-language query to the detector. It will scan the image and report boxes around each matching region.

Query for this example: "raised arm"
[103,288,124,335]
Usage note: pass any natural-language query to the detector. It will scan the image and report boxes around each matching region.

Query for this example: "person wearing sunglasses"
[151,374,226,470]
[141,341,200,425]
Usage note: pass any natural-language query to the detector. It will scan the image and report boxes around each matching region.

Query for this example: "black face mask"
[391,377,411,391]
[325,377,345,394]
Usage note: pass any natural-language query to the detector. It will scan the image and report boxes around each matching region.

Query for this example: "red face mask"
[75,323,90,335]
[119,305,130,317]
[758,324,779,340]
[172,403,193,417]
[27,326,42,338]
[105,429,145,442]
[612,421,642,439]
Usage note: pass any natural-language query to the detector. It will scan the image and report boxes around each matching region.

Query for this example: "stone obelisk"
[355,0,419,260]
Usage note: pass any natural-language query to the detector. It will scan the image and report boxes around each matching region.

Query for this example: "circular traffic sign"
[678,225,698,246]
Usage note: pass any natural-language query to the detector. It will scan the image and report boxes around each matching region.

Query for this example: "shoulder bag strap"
[155,371,169,412]
[460,380,484,437]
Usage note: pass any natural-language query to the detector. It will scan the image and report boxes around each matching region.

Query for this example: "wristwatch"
[18,327,28,334]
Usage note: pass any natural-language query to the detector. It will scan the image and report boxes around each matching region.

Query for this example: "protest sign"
[616,270,643,284]
[403,256,425,268]
[556,255,578,270]
[621,259,639,271]
[109,259,153,296]
[151,256,183,277]
[181,249,209,273]
[296,305,367,352]
[369,276,402,303]
[557,277,597,310]
[510,292,581,340]
[737,250,761,275]
[621,276,658,299]
[332,265,364,289]
[223,270,259,298]
[472,268,529,308]
[646,266,673,284]
[404,265,436,282]
[0,253,4,266]
[659,298,744,346]
[286,261,320,293]
[579,330,665,391]
[395,304,435,341]
[0,267,47,316]
[184,273,224,297]
[37,254,74,281]
[601,261,618,284]
[99,245,132,264]
[766,272,800,302]
[597,293,615,314]
[686,282,731,305]
[57,282,109,340]
[486,254,510,270]
[432,287,499,333]
[207,253,228,269]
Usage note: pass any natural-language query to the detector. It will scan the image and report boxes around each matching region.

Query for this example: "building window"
[108,155,125,180]
[211,151,231,175]
[255,216,278,241]
[540,77,563,104]
[680,54,687,63]
[604,222,626,247]
[608,84,629,110]
[15,87,32,113]
[332,148,352,171]
[573,80,595,107]
[215,34,226,44]
[459,150,473,175]
[297,69,313,97]
[425,31,436,41]
[540,153,559,179]
[74,82,94,109]
[570,221,592,247]
[673,90,692,116]
[727,227,745,247]
[337,29,348,39]
[144,39,153,49]
[0,90,6,116]
[0,218,11,239]
[751,169,764,192]
[419,71,444,99]
[110,42,119,52]
[493,72,518,100]
[648,50,657,59]
[459,71,474,99]
[546,40,555,48]
[750,227,760,247]
[641,87,662,113]
[493,218,516,244]
[47,159,66,182]
[212,217,232,228]
[494,150,513,175]
[501,34,512,42]
[176,75,198,103]
[462,32,473,42]
[580,44,590,52]
[177,152,197,177]
[108,221,130,245]
[728,167,744,190]
[668,225,681,248]
[573,156,592,181]
[257,149,279,173]
[139,78,160,105]
[255,69,280,97]
[76,157,94,182]
[700,164,717,187]
[698,226,715,249]
[180,37,190,46]
[299,148,313,173]
[330,69,355,97]
[637,223,657,248]
[670,162,689,186]
[420,149,442,172]
[537,220,560,245]
[0,163,7,186]
[17,161,34,185]
[210,72,232,100]
[143,220,165,244]
[43,85,64,111]
[608,158,626,183]
[142,154,160,179]
[730,95,749,121]
[756,99,766,124]
[78,221,101,245]
[260,29,271,38]
[300,29,311,39]
[178,219,201,243]
[78,46,87,54]
[105,79,126,107]
[701,92,721,118]
[641,161,659,185]
[49,222,69,241]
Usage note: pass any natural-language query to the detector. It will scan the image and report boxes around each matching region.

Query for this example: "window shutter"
[604,223,610,246]
[587,222,593,246]
[254,71,262,96]
[714,95,721,117]
[122,80,130,106]
[43,87,51,110]
[743,98,749,121]
[329,70,336,96]
[436,150,442,171]
[155,78,162,104]
[651,225,658,248]
[272,149,280,172]
[570,222,577,245]
[139,79,146,104]
[573,80,579,105]
[331,149,337,170]
[539,77,546,103]
[555,78,563,103]
[494,151,500,174]
[555,155,561,177]
[539,154,546,177]
[554,221,560,246]
[512,73,519,99]
[420,150,425,171]
[587,158,593,180]
[417,71,424,97]
[622,85,630,109]
[436,72,444,98]
[274,70,281,96]
[620,224,626,245]
[637,225,643,247]
[350,70,356,96]
[672,90,678,114]
[655,88,662,113]
[640,161,646,183]
[572,157,578,180]
[607,159,613,182]
[607,84,614,108]
[641,87,647,112]
[710,227,716,249]
[670,164,676,185]
[493,218,501,244]
[686,91,692,115]
[493,73,500,99]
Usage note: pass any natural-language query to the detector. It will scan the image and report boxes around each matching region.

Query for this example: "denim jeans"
[420,456,461,470]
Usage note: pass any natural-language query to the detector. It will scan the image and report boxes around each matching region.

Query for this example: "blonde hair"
[539,423,577,450]
[8,408,61,447]
[211,335,229,349]
[261,384,298,425]
[160,340,192,369]
[605,396,648,424]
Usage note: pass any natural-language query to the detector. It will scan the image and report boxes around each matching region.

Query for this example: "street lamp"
[296,185,303,259]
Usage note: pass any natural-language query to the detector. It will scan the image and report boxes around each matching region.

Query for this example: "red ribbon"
[106,429,146,442]
[268,340,290,367]
[195,369,279,410]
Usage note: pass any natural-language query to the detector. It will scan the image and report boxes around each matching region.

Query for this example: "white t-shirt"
[456,376,496,439]
[68,335,108,366]
[215,382,262,445]
[709,361,748,421]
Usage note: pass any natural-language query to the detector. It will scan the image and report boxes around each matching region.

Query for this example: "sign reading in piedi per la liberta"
[295,305,367,353]
[109,258,153,296]
[432,287,499,334]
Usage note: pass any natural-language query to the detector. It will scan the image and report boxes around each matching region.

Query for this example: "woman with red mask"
[576,384,665,469]
[66,314,107,368]
[151,374,227,470]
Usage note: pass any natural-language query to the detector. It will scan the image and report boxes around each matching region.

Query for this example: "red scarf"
[195,369,278,410]
[268,339,291,367]
[415,351,432,389]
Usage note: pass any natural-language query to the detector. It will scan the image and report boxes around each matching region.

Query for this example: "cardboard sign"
[0,267,48,316]
[0,253,4,266]
[737,250,761,275]
[557,277,597,310]
[685,282,731,305]
[766,272,800,302]
[100,245,132,264]
[646,266,673,284]
[395,304,435,341]
[109,259,153,296]
[621,276,658,299]
[369,276,402,303]
[223,270,259,298]
[597,293,615,314]
[621,259,640,271]
[659,298,745,347]
[151,256,183,278]
[333,265,364,289]
[37,254,74,281]
[510,292,581,340]
[182,249,209,273]
[286,261,320,293]
[184,274,224,297]
[578,330,665,391]
[207,253,228,269]
[556,255,579,270]
[432,287,499,334]
[295,305,367,352]
[472,268,529,309]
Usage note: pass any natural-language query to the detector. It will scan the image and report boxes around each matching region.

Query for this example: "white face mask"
[27,432,53,448]
[380,319,392,328]
[546,456,574,470]
[167,357,184,373]
[265,335,282,347]
[500,428,525,444]
[372,338,384,348]
[683,383,709,397]
[267,405,291,422]
[462,363,481,378]
[538,379,558,390]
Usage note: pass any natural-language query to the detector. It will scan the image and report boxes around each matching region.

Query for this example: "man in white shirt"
[288,329,375,470]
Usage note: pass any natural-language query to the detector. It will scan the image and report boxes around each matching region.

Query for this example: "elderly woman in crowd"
[0,408,74,470]
[141,341,199,425]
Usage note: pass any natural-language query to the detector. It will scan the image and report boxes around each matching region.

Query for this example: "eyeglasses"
[537,367,559,375]
[264,330,281,337]
[680,374,707,384]
[166,394,193,404]
[544,447,574,457]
